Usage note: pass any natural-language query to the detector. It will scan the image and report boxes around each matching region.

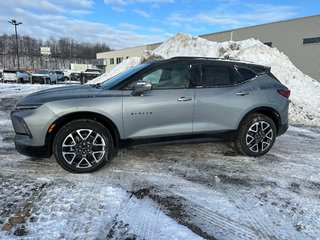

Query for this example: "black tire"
[53,119,114,173]
[235,113,276,157]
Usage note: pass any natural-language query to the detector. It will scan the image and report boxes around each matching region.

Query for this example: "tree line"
[0,34,111,70]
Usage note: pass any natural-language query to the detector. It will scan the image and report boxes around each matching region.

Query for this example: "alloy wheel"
[61,129,106,169]
[245,121,274,153]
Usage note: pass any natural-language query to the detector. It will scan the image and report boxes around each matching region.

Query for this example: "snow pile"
[152,33,259,59]
[89,33,320,126]
[90,57,141,84]
[228,44,320,125]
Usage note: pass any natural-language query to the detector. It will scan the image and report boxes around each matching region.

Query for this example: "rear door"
[193,62,254,133]
[122,62,196,139]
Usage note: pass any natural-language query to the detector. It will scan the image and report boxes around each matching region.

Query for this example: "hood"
[17,85,104,106]
[32,73,50,77]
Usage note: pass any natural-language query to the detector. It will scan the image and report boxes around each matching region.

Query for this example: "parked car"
[11,57,290,173]
[84,68,102,74]
[54,70,64,82]
[62,69,73,80]
[80,68,102,84]
[2,70,31,83]
[32,69,58,84]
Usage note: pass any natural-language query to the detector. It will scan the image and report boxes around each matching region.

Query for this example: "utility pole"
[8,19,23,69]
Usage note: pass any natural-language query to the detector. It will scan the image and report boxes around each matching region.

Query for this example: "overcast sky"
[0,0,319,49]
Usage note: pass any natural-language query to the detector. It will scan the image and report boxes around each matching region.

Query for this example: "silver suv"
[2,70,31,83]
[32,69,58,84]
[11,57,290,173]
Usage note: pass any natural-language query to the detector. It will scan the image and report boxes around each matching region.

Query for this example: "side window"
[146,64,191,89]
[124,64,192,90]
[236,67,257,81]
[142,69,163,84]
[202,65,238,87]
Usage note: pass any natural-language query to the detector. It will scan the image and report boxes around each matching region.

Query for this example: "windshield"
[86,69,101,73]
[54,71,63,74]
[35,69,48,74]
[100,63,150,89]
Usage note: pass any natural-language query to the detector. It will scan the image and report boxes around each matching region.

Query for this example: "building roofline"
[99,42,162,54]
[199,14,320,38]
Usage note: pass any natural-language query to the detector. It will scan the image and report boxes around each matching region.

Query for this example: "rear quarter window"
[236,67,257,81]
[201,64,242,87]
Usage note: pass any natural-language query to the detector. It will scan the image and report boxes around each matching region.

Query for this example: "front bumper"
[15,134,51,158]
[32,76,49,84]
[11,105,57,157]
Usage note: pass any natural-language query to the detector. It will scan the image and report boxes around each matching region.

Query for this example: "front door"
[122,63,195,139]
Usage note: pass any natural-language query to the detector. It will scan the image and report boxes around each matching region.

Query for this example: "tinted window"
[141,64,191,89]
[202,65,241,87]
[236,67,257,81]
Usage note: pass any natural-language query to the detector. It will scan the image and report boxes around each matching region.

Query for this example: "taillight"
[277,89,290,98]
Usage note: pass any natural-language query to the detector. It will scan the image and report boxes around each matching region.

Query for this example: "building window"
[264,42,272,47]
[116,57,123,64]
[303,37,320,45]
[110,58,114,65]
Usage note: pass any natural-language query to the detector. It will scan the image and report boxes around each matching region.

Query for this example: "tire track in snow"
[115,196,166,239]
[108,169,260,239]
[187,204,259,239]
[226,193,276,240]
[66,174,120,238]
[174,183,279,240]
[138,174,282,240]
[148,187,258,240]
[109,185,203,240]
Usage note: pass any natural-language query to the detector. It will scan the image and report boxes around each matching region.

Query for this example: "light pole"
[8,19,23,70]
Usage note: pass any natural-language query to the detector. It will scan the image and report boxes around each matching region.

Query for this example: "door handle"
[236,91,250,96]
[177,96,192,102]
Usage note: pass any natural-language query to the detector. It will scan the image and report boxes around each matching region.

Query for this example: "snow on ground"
[89,33,320,126]
[0,83,320,239]
[0,83,60,98]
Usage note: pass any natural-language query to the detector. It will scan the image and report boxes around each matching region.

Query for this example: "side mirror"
[132,81,152,96]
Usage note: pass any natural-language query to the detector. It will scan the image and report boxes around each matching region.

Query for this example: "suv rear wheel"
[53,119,114,173]
[235,114,276,156]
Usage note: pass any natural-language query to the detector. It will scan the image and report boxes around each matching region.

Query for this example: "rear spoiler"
[252,65,281,82]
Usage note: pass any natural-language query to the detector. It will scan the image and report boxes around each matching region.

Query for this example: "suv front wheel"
[235,114,276,157]
[53,119,114,173]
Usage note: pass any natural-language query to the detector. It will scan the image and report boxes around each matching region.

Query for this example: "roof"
[145,56,270,72]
